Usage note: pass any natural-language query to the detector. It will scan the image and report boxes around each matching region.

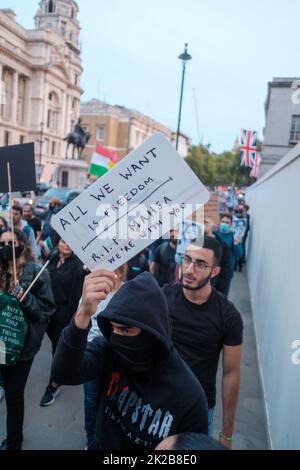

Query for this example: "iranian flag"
[89,144,118,177]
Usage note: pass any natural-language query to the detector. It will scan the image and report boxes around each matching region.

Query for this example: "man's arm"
[215,242,233,295]
[52,269,117,385]
[221,344,242,448]
[150,261,159,275]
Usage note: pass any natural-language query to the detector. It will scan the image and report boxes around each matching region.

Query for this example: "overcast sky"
[4,0,300,152]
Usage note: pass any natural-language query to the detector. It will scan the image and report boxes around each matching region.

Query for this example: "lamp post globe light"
[176,43,192,151]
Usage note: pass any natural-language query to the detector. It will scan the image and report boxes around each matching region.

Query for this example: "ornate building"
[0,1,88,189]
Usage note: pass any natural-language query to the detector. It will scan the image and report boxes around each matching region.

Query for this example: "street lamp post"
[176,43,192,151]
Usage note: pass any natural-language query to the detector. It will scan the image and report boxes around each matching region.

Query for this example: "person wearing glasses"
[163,236,243,449]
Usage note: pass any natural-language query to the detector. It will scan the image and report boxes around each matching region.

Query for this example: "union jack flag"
[240,129,257,167]
[250,152,261,178]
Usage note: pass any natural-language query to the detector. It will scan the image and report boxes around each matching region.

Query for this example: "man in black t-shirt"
[23,203,42,241]
[163,236,243,449]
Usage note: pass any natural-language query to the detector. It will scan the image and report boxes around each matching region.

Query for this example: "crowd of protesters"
[0,191,249,451]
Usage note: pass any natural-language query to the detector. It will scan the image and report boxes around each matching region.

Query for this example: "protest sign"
[0,143,36,192]
[232,216,247,240]
[0,292,28,365]
[51,133,210,271]
[175,220,205,263]
[204,192,219,225]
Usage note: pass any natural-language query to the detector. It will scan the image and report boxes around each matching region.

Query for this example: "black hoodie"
[52,272,208,450]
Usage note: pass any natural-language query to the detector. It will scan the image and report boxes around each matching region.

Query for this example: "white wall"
[246,143,300,449]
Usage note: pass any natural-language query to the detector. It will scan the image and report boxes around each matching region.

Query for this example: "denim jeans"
[83,378,100,448]
[208,407,215,437]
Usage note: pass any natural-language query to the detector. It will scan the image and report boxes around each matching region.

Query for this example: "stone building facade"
[0,0,87,189]
[80,99,191,162]
[260,77,300,178]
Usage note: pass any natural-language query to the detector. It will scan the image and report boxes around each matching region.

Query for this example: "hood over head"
[98,272,171,359]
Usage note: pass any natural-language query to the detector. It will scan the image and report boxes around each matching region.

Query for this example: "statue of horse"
[65,118,91,159]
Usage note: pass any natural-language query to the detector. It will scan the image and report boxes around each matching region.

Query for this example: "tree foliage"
[185,142,262,187]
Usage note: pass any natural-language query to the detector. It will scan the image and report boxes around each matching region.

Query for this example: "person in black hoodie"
[52,271,208,450]
[0,228,55,450]
[40,234,87,406]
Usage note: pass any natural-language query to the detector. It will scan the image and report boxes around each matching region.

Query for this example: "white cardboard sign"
[51,133,210,271]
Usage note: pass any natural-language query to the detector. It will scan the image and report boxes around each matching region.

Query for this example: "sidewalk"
[0,271,268,450]
[213,271,268,449]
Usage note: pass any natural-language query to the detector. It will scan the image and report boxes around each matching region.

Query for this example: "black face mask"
[109,331,157,374]
[0,245,24,262]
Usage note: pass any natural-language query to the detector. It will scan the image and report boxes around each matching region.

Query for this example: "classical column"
[11,71,19,123]
[0,63,3,110]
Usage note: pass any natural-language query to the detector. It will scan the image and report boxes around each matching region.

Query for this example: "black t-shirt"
[163,283,243,408]
[27,217,42,237]
[153,242,176,287]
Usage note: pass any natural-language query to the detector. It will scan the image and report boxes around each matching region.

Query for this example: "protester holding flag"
[40,234,87,407]
[0,228,55,450]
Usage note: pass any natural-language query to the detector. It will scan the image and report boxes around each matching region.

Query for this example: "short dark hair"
[12,205,22,214]
[171,433,228,450]
[244,204,249,211]
[220,213,233,223]
[202,236,222,266]
[23,203,34,212]
[0,216,8,229]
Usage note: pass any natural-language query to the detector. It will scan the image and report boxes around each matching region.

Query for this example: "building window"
[52,141,56,155]
[61,21,67,36]
[47,91,60,131]
[47,0,55,13]
[19,135,25,144]
[45,138,50,154]
[17,76,26,125]
[135,131,140,145]
[1,68,13,120]
[97,127,105,141]
[72,98,78,110]
[61,171,69,188]
[74,74,78,86]
[290,115,300,143]
[4,131,10,146]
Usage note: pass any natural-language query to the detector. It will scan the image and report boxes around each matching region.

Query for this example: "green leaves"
[185,141,262,187]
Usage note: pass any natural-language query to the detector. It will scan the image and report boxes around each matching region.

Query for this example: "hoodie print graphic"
[105,371,174,447]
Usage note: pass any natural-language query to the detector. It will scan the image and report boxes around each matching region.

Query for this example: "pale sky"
[4,0,300,152]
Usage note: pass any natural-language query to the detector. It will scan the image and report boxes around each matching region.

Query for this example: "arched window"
[47,91,60,131]
[47,0,55,13]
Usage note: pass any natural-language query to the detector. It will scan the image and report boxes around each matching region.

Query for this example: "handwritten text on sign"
[51,133,210,271]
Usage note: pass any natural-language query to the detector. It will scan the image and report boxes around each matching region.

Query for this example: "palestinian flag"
[89,144,117,177]
[40,236,54,258]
